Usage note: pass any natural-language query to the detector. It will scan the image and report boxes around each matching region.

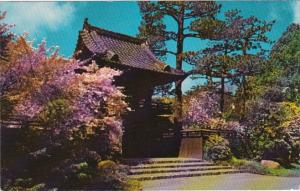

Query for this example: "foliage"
[123,179,143,191]
[138,2,220,60]
[270,24,300,104]
[228,157,300,177]
[224,24,300,164]
[264,166,300,177]
[241,98,300,164]
[204,135,232,162]
[153,83,174,97]
[94,160,142,190]
[5,181,46,191]
[39,99,71,131]
[1,36,127,148]
[183,90,220,126]
[0,11,14,59]
[1,16,130,190]
[138,1,221,121]
[235,24,300,112]
[183,89,244,134]
[186,9,275,113]
[270,24,300,77]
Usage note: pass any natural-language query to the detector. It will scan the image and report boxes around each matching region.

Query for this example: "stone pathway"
[141,173,300,190]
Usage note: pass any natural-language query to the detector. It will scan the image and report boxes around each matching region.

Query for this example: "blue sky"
[1,1,300,92]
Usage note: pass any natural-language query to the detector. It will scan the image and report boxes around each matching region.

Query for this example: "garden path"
[141,173,300,190]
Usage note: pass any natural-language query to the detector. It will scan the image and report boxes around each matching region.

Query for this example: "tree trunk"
[174,7,184,128]
[220,46,228,113]
[220,76,225,112]
[241,41,248,117]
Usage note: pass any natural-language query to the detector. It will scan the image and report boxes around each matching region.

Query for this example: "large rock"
[261,160,280,169]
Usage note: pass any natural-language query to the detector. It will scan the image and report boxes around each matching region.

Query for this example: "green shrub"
[123,179,143,191]
[228,157,267,174]
[96,160,143,190]
[290,140,300,163]
[204,135,232,162]
[229,157,300,177]
[5,178,46,191]
[94,160,133,190]
[27,183,46,191]
[230,156,248,166]
[97,160,118,178]
[263,139,292,165]
[242,161,267,174]
[242,100,300,164]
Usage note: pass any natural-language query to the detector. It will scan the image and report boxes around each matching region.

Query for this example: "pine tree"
[191,9,274,113]
[138,1,221,128]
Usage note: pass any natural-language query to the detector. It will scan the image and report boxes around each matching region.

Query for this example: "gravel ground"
[141,173,300,190]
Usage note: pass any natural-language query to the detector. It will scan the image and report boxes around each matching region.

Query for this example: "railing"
[1,115,41,128]
[181,129,202,138]
[181,128,236,138]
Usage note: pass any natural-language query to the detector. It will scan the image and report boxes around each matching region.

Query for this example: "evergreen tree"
[189,9,274,114]
[138,1,221,128]
[0,11,14,61]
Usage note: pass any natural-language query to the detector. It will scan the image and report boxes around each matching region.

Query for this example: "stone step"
[129,165,233,175]
[129,169,244,181]
[123,158,203,165]
[130,162,215,169]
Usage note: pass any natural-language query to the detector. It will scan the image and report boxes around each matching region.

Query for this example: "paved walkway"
[141,173,300,190]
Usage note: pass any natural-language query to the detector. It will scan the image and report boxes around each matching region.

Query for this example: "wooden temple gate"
[74,19,186,158]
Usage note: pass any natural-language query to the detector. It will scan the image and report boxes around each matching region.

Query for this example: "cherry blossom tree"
[183,90,220,126]
[1,36,127,149]
[183,89,244,133]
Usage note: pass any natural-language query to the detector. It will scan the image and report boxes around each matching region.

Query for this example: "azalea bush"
[183,90,220,126]
[242,96,300,164]
[1,14,131,190]
[183,90,243,132]
[204,135,232,162]
[1,34,127,145]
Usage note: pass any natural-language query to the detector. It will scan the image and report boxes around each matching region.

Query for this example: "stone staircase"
[124,158,244,181]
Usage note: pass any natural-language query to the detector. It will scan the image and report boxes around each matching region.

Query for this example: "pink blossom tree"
[1,36,127,151]
[183,90,220,127]
[183,90,244,133]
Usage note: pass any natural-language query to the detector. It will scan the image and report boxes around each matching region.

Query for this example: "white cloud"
[294,1,300,24]
[1,2,75,34]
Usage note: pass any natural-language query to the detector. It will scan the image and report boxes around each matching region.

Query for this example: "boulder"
[261,160,280,169]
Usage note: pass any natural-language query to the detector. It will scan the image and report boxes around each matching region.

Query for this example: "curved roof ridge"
[83,18,145,45]
[75,19,186,76]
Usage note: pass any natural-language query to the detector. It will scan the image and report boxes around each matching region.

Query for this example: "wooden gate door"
[179,130,203,159]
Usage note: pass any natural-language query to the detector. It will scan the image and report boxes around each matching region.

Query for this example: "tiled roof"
[76,19,185,76]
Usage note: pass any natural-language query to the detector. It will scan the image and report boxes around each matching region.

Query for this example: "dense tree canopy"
[0,11,13,60]
[138,1,221,123]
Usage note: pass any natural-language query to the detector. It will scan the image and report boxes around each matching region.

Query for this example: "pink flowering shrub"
[1,38,127,146]
[183,90,244,132]
[183,91,220,126]
[1,34,128,189]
